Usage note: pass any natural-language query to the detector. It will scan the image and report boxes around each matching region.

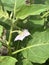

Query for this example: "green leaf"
[1,0,49,20]
[0,18,11,29]
[22,59,33,65]
[34,0,45,4]
[16,4,49,19]
[28,15,44,25]
[14,0,25,9]
[17,59,33,65]
[1,0,25,11]
[1,0,14,11]
[0,56,17,65]
[22,29,49,64]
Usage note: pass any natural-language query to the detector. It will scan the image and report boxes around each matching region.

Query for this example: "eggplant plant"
[0,0,49,65]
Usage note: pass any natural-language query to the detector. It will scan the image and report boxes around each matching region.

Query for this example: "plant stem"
[7,0,16,55]
[8,27,12,45]
[41,11,49,18]
[12,43,49,55]
[8,20,14,55]
[11,30,21,34]
[8,0,16,45]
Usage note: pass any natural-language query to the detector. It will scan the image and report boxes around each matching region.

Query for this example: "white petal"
[14,29,30,41]
[14,35,25,41]
[23,29,30,36]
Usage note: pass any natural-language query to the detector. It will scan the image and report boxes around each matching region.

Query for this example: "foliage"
[0,0,49,65]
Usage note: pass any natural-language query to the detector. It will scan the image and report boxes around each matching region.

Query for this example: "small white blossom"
[14,29,30,41]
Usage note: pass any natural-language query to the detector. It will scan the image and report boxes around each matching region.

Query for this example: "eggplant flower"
[14,29,30,41]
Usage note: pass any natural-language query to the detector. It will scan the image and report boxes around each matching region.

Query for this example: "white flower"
[14,29,30,41]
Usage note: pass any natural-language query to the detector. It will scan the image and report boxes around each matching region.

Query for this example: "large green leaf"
[16,4,49,19]
[1,0,49,19]
[21,29,49,64]
[0,56,17,65]
[1,0,14,11]
[1,0,25,11]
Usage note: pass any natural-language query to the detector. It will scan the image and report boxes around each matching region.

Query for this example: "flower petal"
[14,29,30,41]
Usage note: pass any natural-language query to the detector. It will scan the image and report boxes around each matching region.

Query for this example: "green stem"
[7,0,17,55]
[12,43,49,55]
[8,20,14,55]
[8,27,12,45]
[41,11,49,18]
[11,30,21,34]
